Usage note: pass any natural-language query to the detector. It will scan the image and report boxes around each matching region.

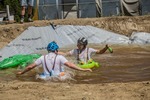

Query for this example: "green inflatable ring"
[0,54,42,69]
[78,59,100,69]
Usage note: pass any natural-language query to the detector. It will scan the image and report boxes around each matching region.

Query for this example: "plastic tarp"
[120,0,141,16]
[130,32,150,44]
[55,25,130,45]
[0,25,59,61]
[0,25,150,61]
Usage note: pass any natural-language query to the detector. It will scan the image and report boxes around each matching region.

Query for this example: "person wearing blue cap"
[17,41,92,80]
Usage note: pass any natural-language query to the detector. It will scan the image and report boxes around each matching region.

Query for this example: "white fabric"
[35,52,68,76]
[69,47,97,63]
[121,0,141,16]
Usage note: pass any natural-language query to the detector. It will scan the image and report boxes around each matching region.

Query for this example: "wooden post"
[33,0,39,20]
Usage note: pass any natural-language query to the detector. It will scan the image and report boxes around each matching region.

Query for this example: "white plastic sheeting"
[56,25,130,44]
[130,32,150,44]
[0,25,150,61]
[0,25,59,61]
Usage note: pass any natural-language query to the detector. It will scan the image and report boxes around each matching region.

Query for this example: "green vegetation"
[0,0,35,22]
[1,0,21,22]
[0,1,4,10]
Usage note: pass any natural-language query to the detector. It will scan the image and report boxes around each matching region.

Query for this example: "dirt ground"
[0,80,150,100]
[0,16,150,100]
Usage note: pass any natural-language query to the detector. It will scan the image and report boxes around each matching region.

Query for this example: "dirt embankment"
[0,81,150,100]
[0,15,150,48]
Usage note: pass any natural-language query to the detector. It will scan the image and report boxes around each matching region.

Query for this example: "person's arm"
[58,51,71,56]
[64,62,92,72]
[96,45,109,54]
[58,51,67,56]
[17,63,37,75]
